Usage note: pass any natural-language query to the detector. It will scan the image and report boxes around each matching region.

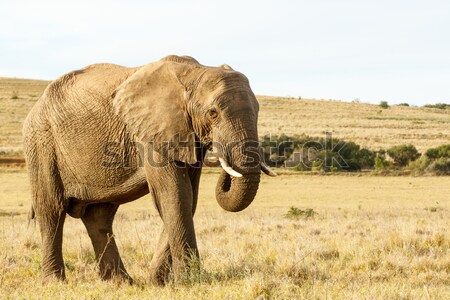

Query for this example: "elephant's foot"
[149,266,171,286]
[42,267,66,283]
[99,266,134,284]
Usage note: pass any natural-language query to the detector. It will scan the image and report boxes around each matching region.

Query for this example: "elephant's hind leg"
[81,203,133,283]
[38,207,67,281]
[25,135,67,282]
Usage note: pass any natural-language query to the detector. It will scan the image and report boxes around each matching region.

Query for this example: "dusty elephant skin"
[23,55,274,285]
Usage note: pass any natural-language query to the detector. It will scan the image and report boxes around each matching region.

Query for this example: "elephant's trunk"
[215,171,260,212]
[215,140,261,212]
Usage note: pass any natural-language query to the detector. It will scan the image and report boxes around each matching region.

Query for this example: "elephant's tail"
[28,205,35,225]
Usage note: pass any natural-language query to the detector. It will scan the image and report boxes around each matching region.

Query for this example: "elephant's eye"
[208,108,218,119]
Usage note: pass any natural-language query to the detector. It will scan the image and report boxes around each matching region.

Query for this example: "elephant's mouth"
[218,158,277,178]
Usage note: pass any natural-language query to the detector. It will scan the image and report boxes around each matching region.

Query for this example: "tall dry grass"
[1,170,449,299]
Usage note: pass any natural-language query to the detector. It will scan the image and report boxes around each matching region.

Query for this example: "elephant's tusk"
[219,158,243,177]
[261,162,277,177]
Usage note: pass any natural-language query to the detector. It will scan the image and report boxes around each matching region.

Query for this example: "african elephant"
[23,55,276,285]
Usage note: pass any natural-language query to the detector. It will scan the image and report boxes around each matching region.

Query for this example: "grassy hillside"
[1,77,449,156]
[0,78,50,155]
[258,96,450,152]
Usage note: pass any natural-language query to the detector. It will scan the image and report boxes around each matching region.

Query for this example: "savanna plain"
[0,78,449,299]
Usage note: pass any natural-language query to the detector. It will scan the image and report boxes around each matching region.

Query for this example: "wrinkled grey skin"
[23,55,262,285]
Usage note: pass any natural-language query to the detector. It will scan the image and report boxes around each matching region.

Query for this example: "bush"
[379,101,389,109]
[423,103,450,109]
[425,144,450,159]
[354,148,376,169]
[260,133,311,167]
[314,140,375,171]
[262,134,376,171]
[408,156,431,175]
[426,158,450,175]
[387,144,420,166]
[409,145,450,175]
[374,156,391,171]
[11,91,19,99]
[311,160,324,172]
[397,103,410,107]
[285,207,317,219]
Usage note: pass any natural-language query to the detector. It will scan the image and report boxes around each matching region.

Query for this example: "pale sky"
[1,0,449,105]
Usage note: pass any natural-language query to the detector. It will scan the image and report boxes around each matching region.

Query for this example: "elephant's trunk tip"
[215,170,260,212]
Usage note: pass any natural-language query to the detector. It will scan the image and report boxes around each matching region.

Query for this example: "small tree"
[379,101,389,109]
[387,144,420,166]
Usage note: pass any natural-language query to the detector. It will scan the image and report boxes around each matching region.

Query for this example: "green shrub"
[330,166,338,172]
[317,140,374,171]
[379,101,389,109]
[260,133,311,167]
[426,158,450,175]
[311,160,324,171]
[261,134,376,171]
[425,144,450,159]
[387,144,420,166]
[409,145,450,175]
[397,103,410,107]
[423,103,450,109]
[408,156,431,175]
[354,148,376,169]
[374,156,391,170]
[285,207,317,219]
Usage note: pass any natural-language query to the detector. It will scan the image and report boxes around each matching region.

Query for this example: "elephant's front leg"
[149,228,171,285]
[146,165,199,284]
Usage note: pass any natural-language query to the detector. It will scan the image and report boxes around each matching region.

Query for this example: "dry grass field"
[0,77,449,299]
[1,169,449,299]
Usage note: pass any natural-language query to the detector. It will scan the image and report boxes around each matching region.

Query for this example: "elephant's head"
[112,55,275,212]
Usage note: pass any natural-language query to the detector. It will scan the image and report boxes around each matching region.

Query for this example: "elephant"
[23,55,276,285]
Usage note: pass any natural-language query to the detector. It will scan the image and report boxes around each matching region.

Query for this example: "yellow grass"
[1,77,449,299]
[1,169,449,299]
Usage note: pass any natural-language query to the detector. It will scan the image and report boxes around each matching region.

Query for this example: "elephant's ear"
[112,61,197,164]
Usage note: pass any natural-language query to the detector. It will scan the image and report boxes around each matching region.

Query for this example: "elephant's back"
[33,63,138,131]
[30,63,143,190]
[43,63,137,109]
